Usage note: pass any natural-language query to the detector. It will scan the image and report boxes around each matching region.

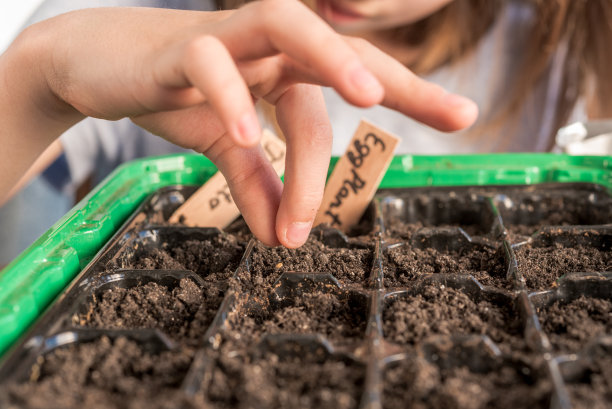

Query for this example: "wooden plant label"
[314,120,400,231]
[169,129,286,228]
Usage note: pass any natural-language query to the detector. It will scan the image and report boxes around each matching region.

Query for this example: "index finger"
[218,0,477,133]
[216,0,385,108]
[347,37,479,132]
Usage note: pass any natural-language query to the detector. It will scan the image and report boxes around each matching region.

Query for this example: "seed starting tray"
[0,173,611,409]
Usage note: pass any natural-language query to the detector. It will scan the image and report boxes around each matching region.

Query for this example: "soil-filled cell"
[495,188,612,237]
[246,238,373,286]
[228,289,368,346]
[380,192,495,240]
[383,284,523,353]
[383,356,552,409]
[515,243,612,291]
[561,343,612,409]
[537,296,612,354]
[74,276,224,348]
[2,336,193,409]
[205,344,365,409]
[384,242,508,289]
[112,229,245,282]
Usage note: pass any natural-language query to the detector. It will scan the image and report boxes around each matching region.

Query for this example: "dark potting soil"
[204,341,365,409]
[383,284,523,353]
[384,244,509,289]
[200,265,369,408]
[245,238,373,287]
[384,221,487,242]
[223,217,255,243]
[500,196,611,237]
[75,278,224,348]
[537,296,611,354]
[122,236,244,282]
[5,188,610,409]
[383,356,552,409]
[564,344,612,409]
[4,336,193,409]
[227,291,367,346]
[383,220,422,241]
[515,244,612,291]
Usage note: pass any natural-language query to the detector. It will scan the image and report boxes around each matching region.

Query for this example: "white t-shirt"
[25,0,583,194]
[325,2,584,155]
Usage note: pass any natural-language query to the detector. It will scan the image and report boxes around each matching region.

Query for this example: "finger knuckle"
[257,0,303,28]
[262,0,292,15]
[184,35,218,61]
[221,149,268,188]
[228,160,266,188]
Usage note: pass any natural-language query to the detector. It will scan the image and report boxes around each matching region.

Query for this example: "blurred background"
[0,1,44,52]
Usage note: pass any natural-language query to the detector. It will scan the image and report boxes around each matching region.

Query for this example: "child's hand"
[1,0,477,247]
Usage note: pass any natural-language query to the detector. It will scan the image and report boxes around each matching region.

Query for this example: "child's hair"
[219,0,612,148]
[395,0,612,148]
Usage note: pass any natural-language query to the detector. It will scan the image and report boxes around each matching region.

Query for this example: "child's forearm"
[0,24,84,202]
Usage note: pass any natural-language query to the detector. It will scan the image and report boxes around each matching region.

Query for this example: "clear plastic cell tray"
[0,153,610,409]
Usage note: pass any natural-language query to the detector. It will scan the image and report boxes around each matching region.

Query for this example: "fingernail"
[236,111,260,145]
[284,221,312,248]
[348,64,383,97]
[443,92,473,108]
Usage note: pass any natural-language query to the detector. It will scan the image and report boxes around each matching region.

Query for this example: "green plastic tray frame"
[0,153,611,357]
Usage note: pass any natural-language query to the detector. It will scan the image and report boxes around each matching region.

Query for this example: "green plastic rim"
[0,153,611,357]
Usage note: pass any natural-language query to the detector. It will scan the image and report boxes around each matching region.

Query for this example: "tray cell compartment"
[557,337,612,409]
[69,270,224,348]
[530,276,612,355]
[1,331,192,409]
[514,227,612,292]
[202,334,366,409]
[378,189,498,240]
[245,231,376,286]
[383,233,508,289]
[108,226,246,282]
[229,272,370,349]
[493,183,612,236]
[382,349,553,409]
[382,278,524,354]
